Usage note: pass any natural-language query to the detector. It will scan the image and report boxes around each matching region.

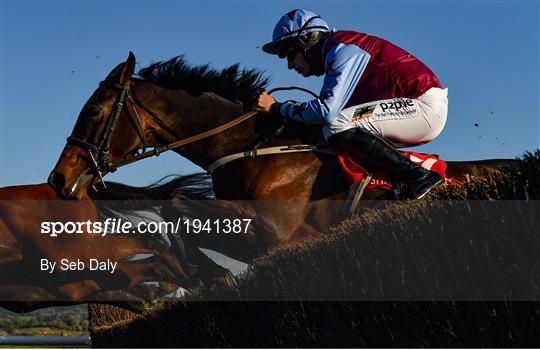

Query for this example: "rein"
[112,110,258,169]
[267,86,318,99]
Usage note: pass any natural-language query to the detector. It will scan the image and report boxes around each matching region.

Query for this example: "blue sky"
[1,1,538,186]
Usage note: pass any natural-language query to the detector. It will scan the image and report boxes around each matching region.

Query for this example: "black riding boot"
[328,128,443,199]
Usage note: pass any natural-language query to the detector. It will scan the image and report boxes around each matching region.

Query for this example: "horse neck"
[136,82,259,169]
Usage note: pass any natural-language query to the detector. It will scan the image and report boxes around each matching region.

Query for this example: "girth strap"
[207,144,337,175]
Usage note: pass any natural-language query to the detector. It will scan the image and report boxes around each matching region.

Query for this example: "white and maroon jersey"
[279,30,443,124]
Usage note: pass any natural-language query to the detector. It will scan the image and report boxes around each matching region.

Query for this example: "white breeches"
[323,87,448,147]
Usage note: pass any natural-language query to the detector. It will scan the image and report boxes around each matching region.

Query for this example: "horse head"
[49,52,148,199]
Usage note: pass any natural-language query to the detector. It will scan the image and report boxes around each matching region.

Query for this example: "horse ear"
[119,51,136,84]
[104,51,136,84]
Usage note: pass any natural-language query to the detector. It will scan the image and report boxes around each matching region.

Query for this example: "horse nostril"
[48,171,65,189]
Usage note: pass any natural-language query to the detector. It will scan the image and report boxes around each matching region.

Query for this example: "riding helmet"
[262,9,330,55]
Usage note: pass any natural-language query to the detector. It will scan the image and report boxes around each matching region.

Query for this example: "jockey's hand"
[253,92,276,114]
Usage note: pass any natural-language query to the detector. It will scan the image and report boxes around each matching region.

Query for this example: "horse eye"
[83,104,101,117]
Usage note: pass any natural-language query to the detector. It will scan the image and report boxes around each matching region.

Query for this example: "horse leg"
[52,260,185,304]
[87,283,184,331]
[0,285,57,303]
[162,197,280,262]
[0,219,23,267]
[164,221,236,290]
[154,248,195,287]
[127,281,181,301]
[0,301,80,313]
[103,232,193,289]
[57,280,102,300]
[113,256,184,288]
[183,246,236,289]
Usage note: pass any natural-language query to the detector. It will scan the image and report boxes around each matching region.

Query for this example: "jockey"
[254,9,448,199]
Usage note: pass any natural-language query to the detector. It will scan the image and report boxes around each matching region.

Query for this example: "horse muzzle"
[48,169,93,200]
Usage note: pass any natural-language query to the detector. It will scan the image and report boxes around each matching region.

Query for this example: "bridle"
[66,80,146,188]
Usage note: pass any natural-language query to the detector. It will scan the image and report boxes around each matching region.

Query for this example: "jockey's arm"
[278,44,371,124]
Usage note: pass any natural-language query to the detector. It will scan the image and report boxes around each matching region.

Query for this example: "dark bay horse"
[49,52,516,284]
[0,182,194,311]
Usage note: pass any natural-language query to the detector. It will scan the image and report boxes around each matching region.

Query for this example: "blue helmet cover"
[262,9,330,54]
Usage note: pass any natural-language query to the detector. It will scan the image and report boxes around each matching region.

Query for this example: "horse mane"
[138,55,269,109]
[89,173,214,219]
[90,173,214,201]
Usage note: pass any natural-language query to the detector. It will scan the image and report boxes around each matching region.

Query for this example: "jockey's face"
[287,50,311,77]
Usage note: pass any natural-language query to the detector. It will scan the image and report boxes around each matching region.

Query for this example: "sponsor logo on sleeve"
[352,105,376,122]
[352,99,418,122]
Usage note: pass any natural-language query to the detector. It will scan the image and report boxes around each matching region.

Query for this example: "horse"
[0,182,198,312]
[48,52,517,286]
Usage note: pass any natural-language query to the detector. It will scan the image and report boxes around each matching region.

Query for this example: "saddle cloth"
[337,151,449,191]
